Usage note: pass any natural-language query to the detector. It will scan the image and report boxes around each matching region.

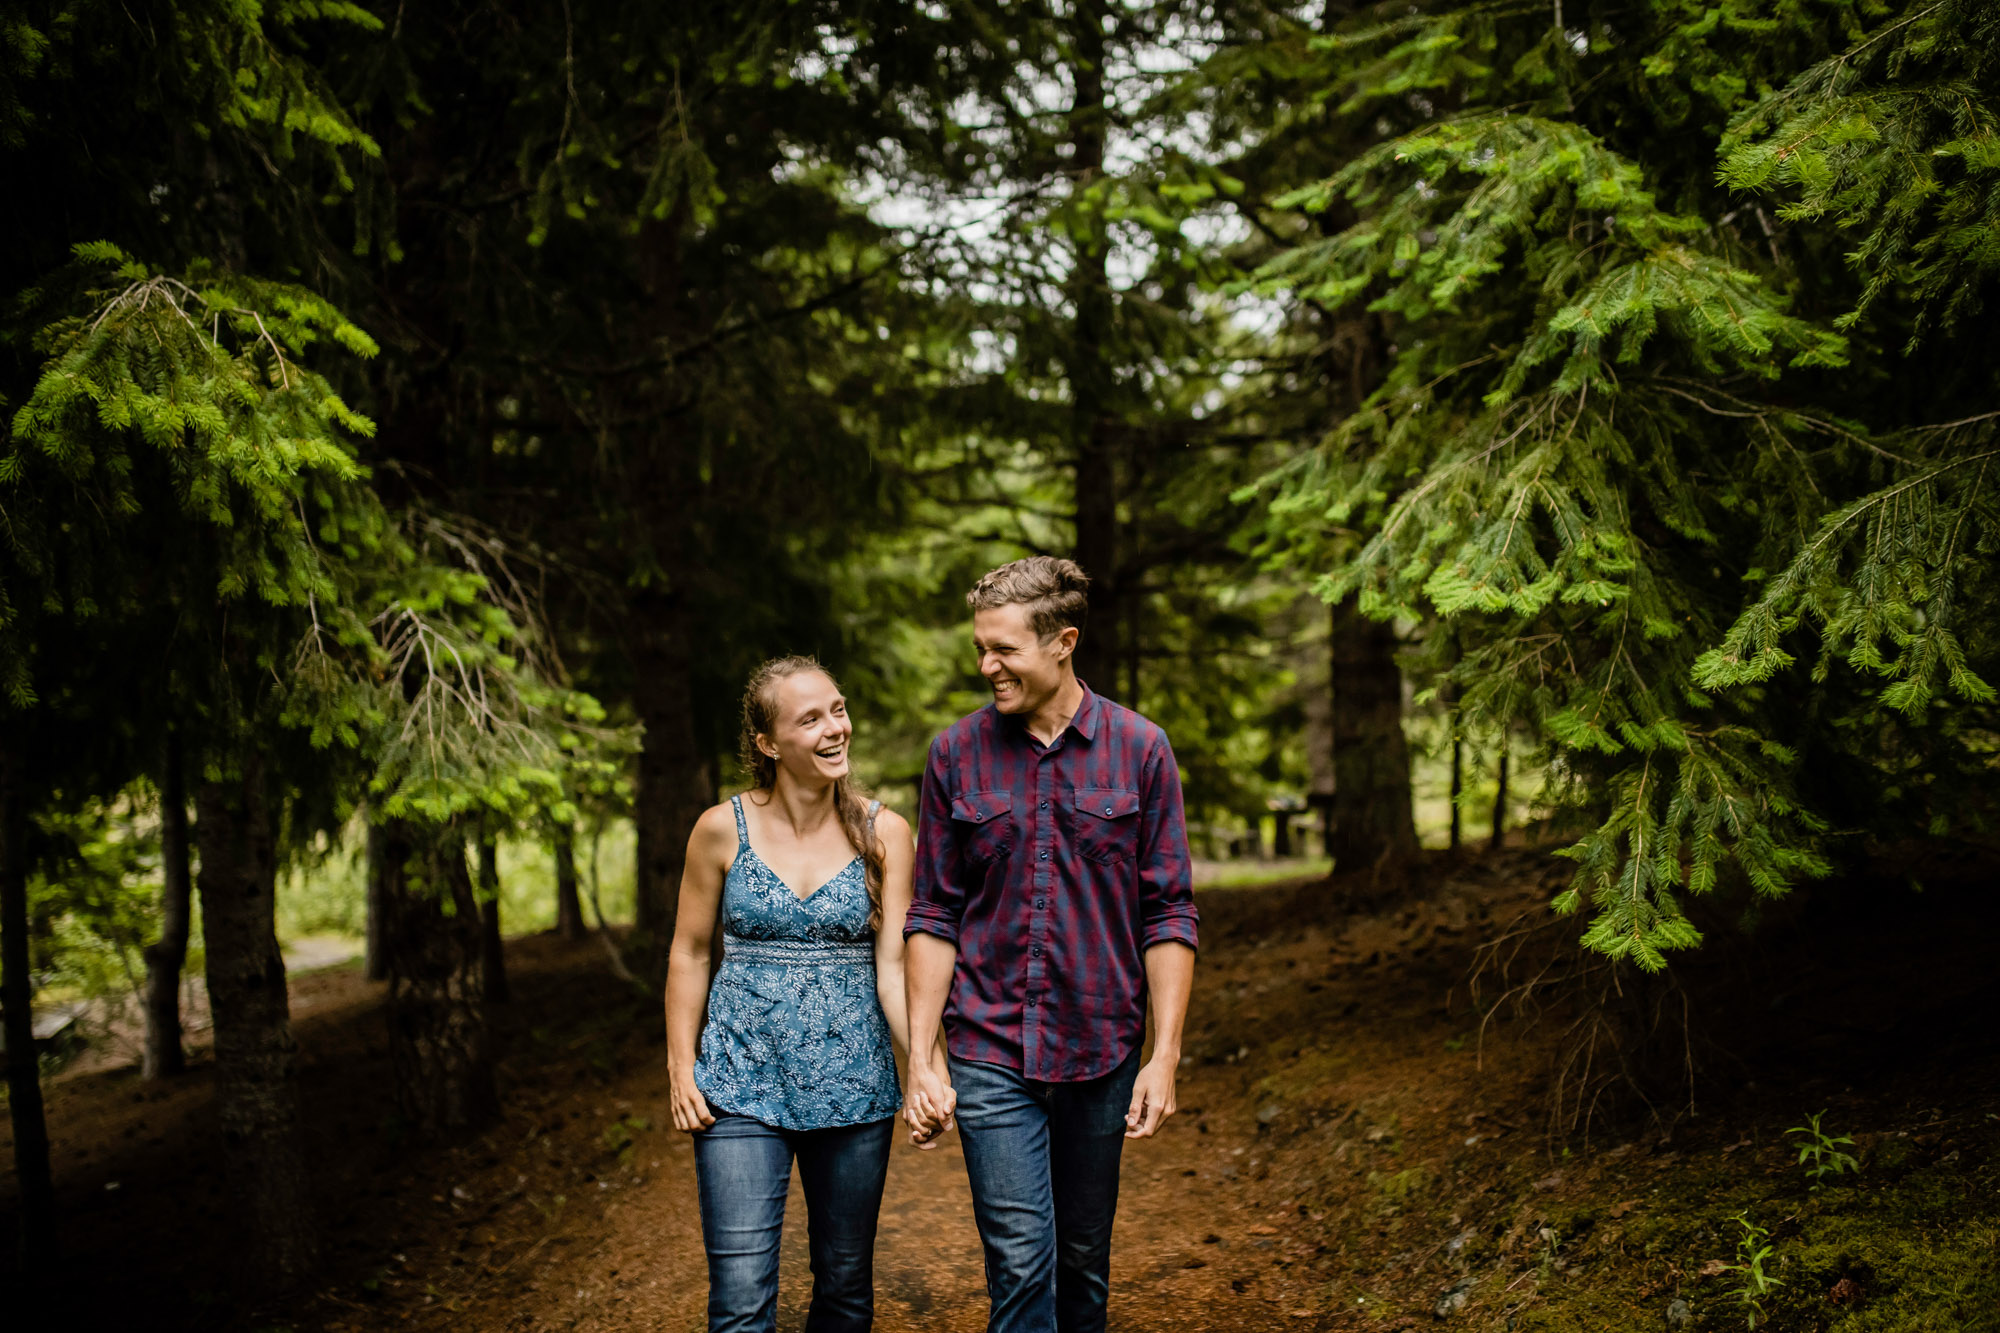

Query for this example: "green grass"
[1199,857,1332,890]
[275,818,637,950]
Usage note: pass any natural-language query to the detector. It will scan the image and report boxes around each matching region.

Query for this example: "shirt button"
[1039,850,1048,860]
[1032,946,1042,957]
[1103,805,1113,814]
[1026,996,1037,1006]
[1039,800,1048,809]
[1036,899,1045,908]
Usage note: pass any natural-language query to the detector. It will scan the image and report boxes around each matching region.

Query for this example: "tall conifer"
[1231,0,1998,965]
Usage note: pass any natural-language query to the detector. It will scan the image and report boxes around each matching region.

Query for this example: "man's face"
[973,603,1077,715]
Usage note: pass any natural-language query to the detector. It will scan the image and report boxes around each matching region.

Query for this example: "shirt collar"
[993,678,1101,745]
[1069,680,1102,742]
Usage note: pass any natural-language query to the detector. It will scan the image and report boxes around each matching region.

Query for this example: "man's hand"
[906,1063,957,1149]
[1124,1055,1177,1138]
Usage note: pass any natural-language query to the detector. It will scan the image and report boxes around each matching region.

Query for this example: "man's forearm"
[1142,940,1195,1062]
[904,931,958,1074]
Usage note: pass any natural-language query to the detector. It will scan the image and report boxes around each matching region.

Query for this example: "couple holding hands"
[665,557,1200,1333]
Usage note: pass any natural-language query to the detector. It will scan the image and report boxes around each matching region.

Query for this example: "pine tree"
[1229,0,1999,966]
[332,1,985,962]
[1,0,626,1271]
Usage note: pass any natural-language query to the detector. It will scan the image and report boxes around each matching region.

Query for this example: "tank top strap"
[867,799,881,835]
[730,794,750,851]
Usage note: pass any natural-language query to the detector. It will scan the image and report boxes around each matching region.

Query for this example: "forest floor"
[5,845,1999,1332]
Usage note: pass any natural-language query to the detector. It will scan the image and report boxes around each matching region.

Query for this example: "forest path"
[536,1077,1289,1333]
[387,877,1403,1333]
[6,863,1549,1333]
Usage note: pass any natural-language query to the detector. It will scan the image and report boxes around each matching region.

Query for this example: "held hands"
[1124,1055,1178,1139]
[904,1063,957,1150]
[669,1068,717,1133]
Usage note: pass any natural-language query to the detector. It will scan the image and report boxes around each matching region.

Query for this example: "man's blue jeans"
[691,1113,895,1333]
[950,1049,1141,1333]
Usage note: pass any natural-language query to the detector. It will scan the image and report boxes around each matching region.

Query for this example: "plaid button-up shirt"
[905,683,1199,1082]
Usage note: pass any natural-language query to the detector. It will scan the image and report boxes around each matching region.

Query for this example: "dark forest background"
[2,0,1996,1321]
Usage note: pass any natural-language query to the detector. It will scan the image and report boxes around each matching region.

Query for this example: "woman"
[666,656,952,1333]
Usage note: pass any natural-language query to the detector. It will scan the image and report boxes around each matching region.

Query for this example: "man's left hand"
[1124,1055,1177,1138]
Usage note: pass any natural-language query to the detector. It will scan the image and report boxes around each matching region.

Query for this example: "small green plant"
[1536,1226,1561,1280]
[1721,1213,1785,1328]
[1787,1110,1860,1187]
[600,1114,652,1166]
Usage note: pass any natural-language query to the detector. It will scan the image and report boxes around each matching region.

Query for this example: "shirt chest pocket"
[1072,786,1141,864]
[952,791,1015,865]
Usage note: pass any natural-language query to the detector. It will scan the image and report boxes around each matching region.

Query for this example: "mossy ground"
[1180,849,2000,1331]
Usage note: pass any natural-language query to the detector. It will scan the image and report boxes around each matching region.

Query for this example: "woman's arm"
[664,804,735,1132]
[873,809,952,1145]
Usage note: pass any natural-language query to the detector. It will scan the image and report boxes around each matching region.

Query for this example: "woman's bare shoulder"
[689,800,740,849]
[872,804,913,844]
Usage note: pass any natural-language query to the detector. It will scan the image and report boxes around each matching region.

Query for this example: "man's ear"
[1057,626,1081,659]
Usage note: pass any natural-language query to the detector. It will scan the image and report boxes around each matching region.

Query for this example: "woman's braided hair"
[737,656,884,927]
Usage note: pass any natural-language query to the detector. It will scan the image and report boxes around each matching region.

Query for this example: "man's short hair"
[967,557,1091,642]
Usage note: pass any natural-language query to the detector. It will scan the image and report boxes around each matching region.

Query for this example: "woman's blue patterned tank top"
[691,795,903,1130]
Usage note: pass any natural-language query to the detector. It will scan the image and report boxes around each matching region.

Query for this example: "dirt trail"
[516,1094,1270,1333]
[343,887,1370,1333]
[6,871,1409,1332]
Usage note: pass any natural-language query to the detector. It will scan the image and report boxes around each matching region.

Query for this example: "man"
[904,555,1198,1333]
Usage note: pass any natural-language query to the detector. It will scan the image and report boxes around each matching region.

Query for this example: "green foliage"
[1,245,379,706]
[1788,1110,1862,1187]
[1231,0,2000,965]
[1693,420,2000,718]
[347,530,637,829]
[27,796,177,1008]
[1,0,381,164]
[8,0,1994,989]
[0,4,634,978]
[4,243,628,842]
[1722,1212,1786,1328]
[1718,0,2000,336]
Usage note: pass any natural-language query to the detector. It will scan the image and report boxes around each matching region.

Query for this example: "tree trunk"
[1449,737,1464,852]
[1,731,56,1270]
[476,838,508,1003]
[1067,0,1121,699]
[381,822,497,1139]
[553,827,585,942]
[630,587,712,960]
[364,820,390,982]
[142,731,193,1080]
[195,755,318,1283]
[1327,596,1418,874]
[1491,750,1510,851]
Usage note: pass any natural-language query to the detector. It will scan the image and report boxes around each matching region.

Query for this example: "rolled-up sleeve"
[904,732,965,943]
[1137,732,1198,951]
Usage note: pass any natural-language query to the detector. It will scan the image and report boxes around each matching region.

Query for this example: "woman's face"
[760,670,853,786]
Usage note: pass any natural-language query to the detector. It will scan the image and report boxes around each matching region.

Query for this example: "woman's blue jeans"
[691,1113,895,1333]
[950,1049,1141,1333]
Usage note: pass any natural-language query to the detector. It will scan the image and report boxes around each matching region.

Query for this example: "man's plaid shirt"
[906,682,1199,1082]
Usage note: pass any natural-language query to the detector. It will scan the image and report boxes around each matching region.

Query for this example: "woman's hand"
[905,1064,956,1149]
[670,1069,717,1133]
